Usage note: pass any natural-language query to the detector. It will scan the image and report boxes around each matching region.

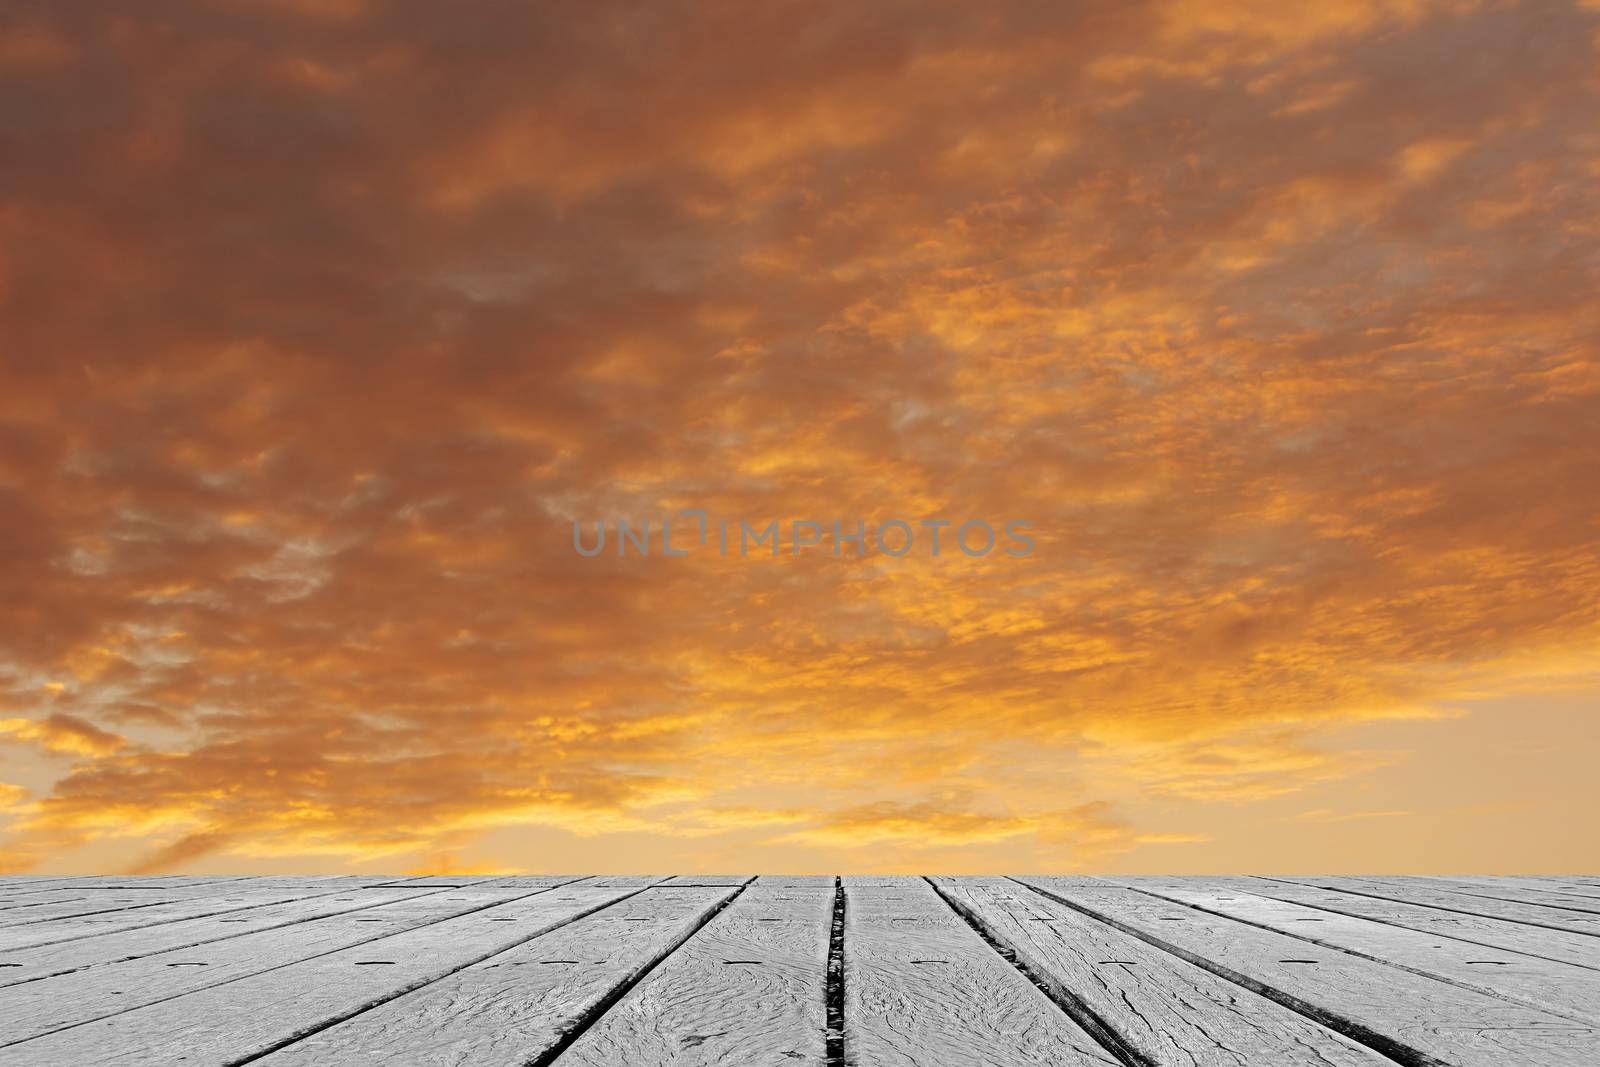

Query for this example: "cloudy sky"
[2,0,1598,875]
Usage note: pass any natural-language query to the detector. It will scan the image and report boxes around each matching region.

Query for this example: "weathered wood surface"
[555,883,829,1065]
[844,880,1121,1065]
[1110,878,1600,1025]
[930,877,1389,1065]
[0,884,582,1042]
[1017,877,1600,1067]
[1182,875,1600,971]
[250,885,736,1066]
[0,875,1596,1065]
[1281,874,1600,935]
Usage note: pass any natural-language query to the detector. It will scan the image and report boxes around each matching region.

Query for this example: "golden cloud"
[1,0,1597,874]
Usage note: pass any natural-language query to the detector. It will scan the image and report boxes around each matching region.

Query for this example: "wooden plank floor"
[0,876,1595,1065]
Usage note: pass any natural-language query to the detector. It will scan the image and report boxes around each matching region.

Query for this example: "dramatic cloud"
[1,0,1597,874]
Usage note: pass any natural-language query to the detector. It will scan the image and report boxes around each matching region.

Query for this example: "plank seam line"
[1424,877,1600,904]
[0,897,90,916]
[825,876,848,1067]
[925,877,1152,1067]
[1381,881,1600,918]
[0,880,266,930]
[0,881,542,992]
[1260,878,1600,940]
[224,883,694,1067]
[520,877,756,1067]
[1118,884,1600,1027]
[0,877,593,1051]
[1009,879,1444,1067]
[0,880,387,954]
[0,877,252,908]
[1235,878,1600,974]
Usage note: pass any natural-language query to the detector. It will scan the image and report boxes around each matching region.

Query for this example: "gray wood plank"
[1017,878,1600,1067]
[1116,879,1600,1026]
[0,883,341,930]
[0,876,251,902]
[652,875,752,886]
[1287,876,1600,935]
[0,884,370,951]
[0,886,445,987]
[1227,877,1600,971]
[0,895,91,915]
[0,884,579,1044]
[360,876,508,887]
[0,883,661,1066]
[247,885,737,1066]
[476,876,589,888]
[555,883,832,1066]
[1409,877,1600,911]
[845,881,1121,1066]
[933,878,1391,1066]
[1440,876,1600,899]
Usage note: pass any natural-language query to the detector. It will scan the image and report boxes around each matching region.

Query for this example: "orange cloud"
[1,0,1598,875]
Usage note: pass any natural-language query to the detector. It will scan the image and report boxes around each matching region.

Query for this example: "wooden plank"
[0,877,248,889]
[844,880,1122,1066]
[1440,876,1600,900]
[0,885,367,952]
[1117,879,1600,1026]
[0,885,572,1044]
[0,895,91,915]
[0,883,661,1066]
[1409,876,1600,911]
[1286,876,1600,936]
[1017,878,1600,1066]
[474,876,588,889]
[0,876,250,902]
[245,885,739,1066]
[932,878,1389,1065]
[0,882,340,930]
[0,885,502,987]
[584,875,674,887]
[652,875,751,886]
[554,883,832,1065]
[1228,877,1600,971]
[752,875,835,887]
[360,876,509,888]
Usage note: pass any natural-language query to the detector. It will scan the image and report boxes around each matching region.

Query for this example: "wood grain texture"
[932,878,1390,1066]
[0,885,367,952]
[0,886,441,988]
[844,880,1122,1066]
[248,885,735,1067]
[1439,876,1600,900]
[4,875,1599,1066]
[554,883,831,1066]
[0,885,569,1044]
[0,884,650,1066]
[1284,875,1600,936]
[0,882,338,930]
[1017,877,1600,1067]
[1209,876,1600,971]
[1405,877,1600,914]
[1114,879,1600,1026]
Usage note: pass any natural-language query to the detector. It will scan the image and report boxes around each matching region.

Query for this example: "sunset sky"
[2,0,1598,876]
